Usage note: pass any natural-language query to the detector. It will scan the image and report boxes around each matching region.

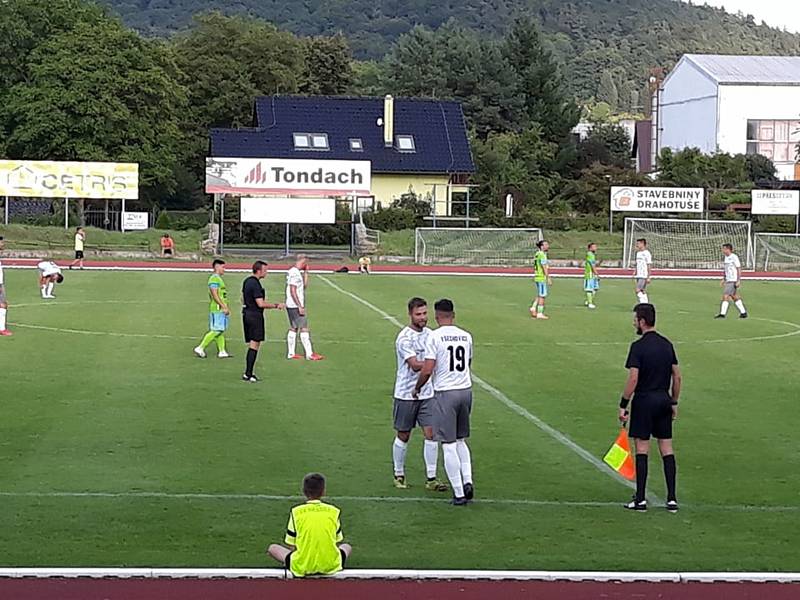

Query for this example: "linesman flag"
[603,428,635,480]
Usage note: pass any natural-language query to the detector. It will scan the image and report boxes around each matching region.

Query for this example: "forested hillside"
[101,0,800,110]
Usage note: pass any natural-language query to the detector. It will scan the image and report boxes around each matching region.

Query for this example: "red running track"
[3,258,800,279]
[1,578,799,600]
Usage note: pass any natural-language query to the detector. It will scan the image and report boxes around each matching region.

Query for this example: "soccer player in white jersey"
[0,236,11,336]
[285,255,323,361]
[634,238,652,304]
[391,297,448,492]
[715,244,748,319]
[37,260,64,299]
[414,299,474,506]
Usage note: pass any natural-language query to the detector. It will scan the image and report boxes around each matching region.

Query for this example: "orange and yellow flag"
[603,428,635,480]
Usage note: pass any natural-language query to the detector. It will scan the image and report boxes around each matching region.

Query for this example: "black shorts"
[285,549,347,572]
[163,248,173,255]
[629,392,673,440]
[75,250,84,259]
[242,311,265,343]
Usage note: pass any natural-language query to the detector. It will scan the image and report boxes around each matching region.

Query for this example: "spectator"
[160,233,175,258]
[69,227,85,270]
[267,473,352,577]
[358,256,371,274]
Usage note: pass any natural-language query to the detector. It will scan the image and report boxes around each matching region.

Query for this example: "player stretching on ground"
[584,242,599,309]
[715,244,748,319]
[634,238,652,304]
[286,255,323,361]
[415,299,474,506]
[392,297,449,492]
[530,240,552,320]
[194,259,232,359]
[0,237,11,336]
[37,261,63,299]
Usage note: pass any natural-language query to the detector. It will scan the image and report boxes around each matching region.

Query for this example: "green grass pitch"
[1,268,798,570]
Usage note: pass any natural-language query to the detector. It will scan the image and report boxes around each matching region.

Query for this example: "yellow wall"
[371,174,451,215]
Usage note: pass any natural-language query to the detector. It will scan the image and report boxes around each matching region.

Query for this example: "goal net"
[415,228,543,266]
[623,218,754,270]
[755,233,800,271]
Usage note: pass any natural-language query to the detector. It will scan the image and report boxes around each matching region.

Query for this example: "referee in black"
[619,303,682,512]
[242,261,284,382]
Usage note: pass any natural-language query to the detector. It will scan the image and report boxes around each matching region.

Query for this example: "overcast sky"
[680,0,800,33]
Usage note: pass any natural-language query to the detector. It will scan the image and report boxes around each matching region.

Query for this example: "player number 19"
[447,345,466,372]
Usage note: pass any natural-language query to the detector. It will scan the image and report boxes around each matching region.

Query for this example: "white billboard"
[751,190,800,216]
[206,157,371,196]
[122,211,149,230]
[240,197,336,224]
[610,186,704,213]
[0,160,139,199]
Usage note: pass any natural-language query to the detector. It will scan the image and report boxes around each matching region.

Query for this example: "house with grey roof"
[657,54,800,180]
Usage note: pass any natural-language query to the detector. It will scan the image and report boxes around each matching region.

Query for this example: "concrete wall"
[717,85,800,180]
[659,61,719,155]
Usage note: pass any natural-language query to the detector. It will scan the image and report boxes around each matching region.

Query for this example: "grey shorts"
[0,284,5,304]
[433,389,473,443]
[636,278,648,291]
[393,397,434,432]
[286,307,308,329]
[723,282,738,297]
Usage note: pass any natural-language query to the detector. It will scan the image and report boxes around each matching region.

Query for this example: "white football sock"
[46,282,54,296]
[300,331,313,357]
[0,307,6,330]
[392,437,408,477]
[287,330,297,357]
[423,439,439,479]
[640,293,649,303]
[735,299,746,314]
[41,285,47,298]
[720,300,730,315]
[442,442,464,498]
[636,292,644,303]
[455,439,473,485]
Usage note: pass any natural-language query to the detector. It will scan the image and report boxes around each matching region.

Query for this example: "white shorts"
[38,262,61,277]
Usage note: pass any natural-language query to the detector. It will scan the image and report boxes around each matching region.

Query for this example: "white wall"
[717,85,800,180]
[659,61,719,155]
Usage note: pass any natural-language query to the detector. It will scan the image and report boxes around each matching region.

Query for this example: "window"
[293,133,329,151]
[293,133,310,149]
[395,134,416,152]
[746,119,799,163]
[349,138,363,152]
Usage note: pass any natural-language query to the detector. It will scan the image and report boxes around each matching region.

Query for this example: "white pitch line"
[316,276,649,500]
[0,490,795,513]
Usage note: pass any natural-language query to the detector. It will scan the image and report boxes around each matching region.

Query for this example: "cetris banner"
[0,160,139,199]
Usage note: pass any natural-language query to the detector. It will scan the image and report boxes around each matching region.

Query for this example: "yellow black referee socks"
[662,455,677,502]
[635,454,649,502]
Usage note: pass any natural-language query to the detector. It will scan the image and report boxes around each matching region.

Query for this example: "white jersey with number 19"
[425,325,473,392]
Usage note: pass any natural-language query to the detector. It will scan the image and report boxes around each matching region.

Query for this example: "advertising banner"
[610,186,704,213]
[0,160,139,199]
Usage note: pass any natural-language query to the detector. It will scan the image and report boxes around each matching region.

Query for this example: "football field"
[1,268,799,571]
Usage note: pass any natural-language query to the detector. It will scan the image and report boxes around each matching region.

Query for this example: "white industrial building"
[657,54,800,180]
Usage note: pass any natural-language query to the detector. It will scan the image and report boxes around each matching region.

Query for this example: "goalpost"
[754,233,800,271]
[415,228,543,266]
[622,218,754,270]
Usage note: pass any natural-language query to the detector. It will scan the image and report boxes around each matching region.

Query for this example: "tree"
[597,70,619,110]
[745,153,777,183]
[1,19,187,198]
[300,34,354,95]
[575,123,632,170]
[502,18,580,143]
[383,23,521,138]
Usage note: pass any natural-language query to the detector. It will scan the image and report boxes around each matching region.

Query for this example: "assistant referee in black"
[619,303,682,512]
[242,261,284,382]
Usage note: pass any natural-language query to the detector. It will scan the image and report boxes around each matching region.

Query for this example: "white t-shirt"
[38,261,61,277]
[635,250,652,279]
[285,267,305,308]
[424,325,473,392]
[724,253,741,282]
[394,326,434,400]
[75,233,84,251]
